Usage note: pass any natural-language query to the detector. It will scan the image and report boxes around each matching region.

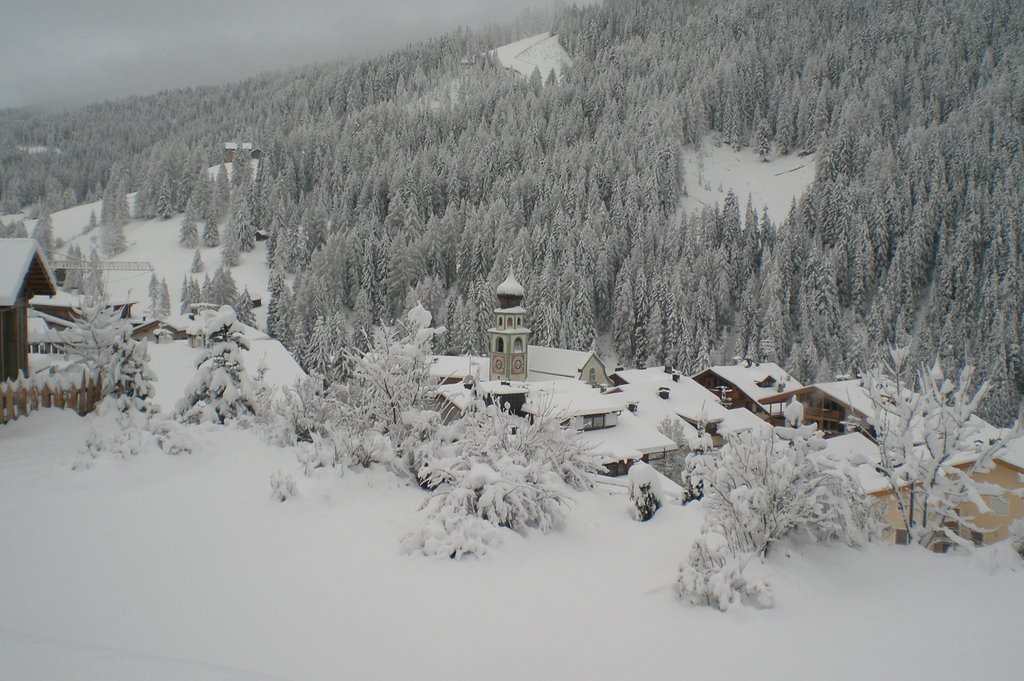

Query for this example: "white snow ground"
[1,408,1022,680]
[490,32,571,83]
[680,141,816,224]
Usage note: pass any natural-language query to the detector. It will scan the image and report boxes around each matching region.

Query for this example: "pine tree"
[221,221,241,267]
[191,248,203,273]
[176,306,257,424]
[32,203,54,260]
[202,221,220,248]
[179,209,199,248]
[235,288,256,327]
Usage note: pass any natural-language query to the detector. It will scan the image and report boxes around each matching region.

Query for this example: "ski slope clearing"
[1,410,1021,680]
[681,141,816,224]
[490,32,571,83]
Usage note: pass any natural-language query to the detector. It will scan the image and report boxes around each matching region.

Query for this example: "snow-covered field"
[490,32,571,83]
[1,408,1021,680]
[680,141,816,224]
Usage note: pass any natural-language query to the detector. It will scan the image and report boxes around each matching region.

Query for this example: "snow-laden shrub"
[176,306,257,425]
[76,411,150,466]
[256,377,347,446]
[270,470,297,501]
[628,461,662,521]
[345,304,443,441]
[678,426,877,610]
[677,529,773,611]
[403,402,601,558]
[1010,518,1024,559]
[108,335,157,412]
[147,414,194,456]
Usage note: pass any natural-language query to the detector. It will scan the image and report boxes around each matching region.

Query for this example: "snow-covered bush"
[1010,519,1024,559]
[76,411,150,465]
[108,334,157,412]
[677,426,876,609]
[403,401,601,558]
[147,414,194,456]
[256,377,346,446]
[270,471,297,501]
[628,461,662,521]
[176,305,257,425]
[677,529,773,611]
[865,349,1024,551]
[346,304,443,440]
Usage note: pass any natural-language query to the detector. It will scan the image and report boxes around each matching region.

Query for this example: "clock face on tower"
[493,356,505,373]
[512,356,524,373]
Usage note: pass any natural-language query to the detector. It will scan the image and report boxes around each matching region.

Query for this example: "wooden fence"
[1,369,103,425]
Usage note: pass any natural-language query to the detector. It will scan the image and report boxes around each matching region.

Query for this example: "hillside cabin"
[0,240,58,381]
[31,291,136,324]
[223,142,260,163]
[760,379,875,438]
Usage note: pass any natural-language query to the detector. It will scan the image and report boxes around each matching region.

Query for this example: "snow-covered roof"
[695,361,802,404]
[0,239,56,307]
[522,379,622,419]
[764,379,876,420]
[493,306,527,315]
[527,345,601,381]
[718,408,773,438]
[820,432,889,494]
[244,339,305,388]
[496,269,525,297]
[1000,437,1024,471]
[609,375,727,425]
[31,290,136,308]
[577,410,677,463]
[429,355,490,382]
[224,142,254,150]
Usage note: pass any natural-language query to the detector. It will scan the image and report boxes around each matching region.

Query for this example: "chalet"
[31,290,136,323]
[826,430,1024,549]
[527,346,609,385]
[691,361,801,418]
[131,316,191,343]
[760,379,875,438]
[223,142,260,164]
[1,240,58,381]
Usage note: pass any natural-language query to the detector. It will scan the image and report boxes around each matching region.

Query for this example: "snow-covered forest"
[3,0,1024,428]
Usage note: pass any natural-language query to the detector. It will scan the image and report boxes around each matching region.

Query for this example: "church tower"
[489,268,530,381]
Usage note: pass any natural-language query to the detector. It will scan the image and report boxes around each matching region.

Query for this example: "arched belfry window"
[498,317,504,328]
[496,338,505,353]
[507,317,513,328]
[513,338,523,353]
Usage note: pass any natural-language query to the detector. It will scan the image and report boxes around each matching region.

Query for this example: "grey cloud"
[0,0,561,109]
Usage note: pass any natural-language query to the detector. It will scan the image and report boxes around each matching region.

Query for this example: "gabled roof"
[527,345,604,381]
[522,379,621,418]
[0,239,56,307]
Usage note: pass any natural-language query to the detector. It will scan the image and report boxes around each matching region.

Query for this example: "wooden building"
[760,379,875,438]
[0,240,58,381]
[691,361,801,418]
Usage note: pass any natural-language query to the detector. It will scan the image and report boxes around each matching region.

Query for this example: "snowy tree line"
[2,0,1023,422]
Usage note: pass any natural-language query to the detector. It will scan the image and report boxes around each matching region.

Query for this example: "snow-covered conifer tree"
[628,461,662,521]
[191,248,203,273]
[176,305,256,424]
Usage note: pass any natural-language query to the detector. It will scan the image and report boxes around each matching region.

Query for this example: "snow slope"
[490,32,571,83]
[680,141,816,224]
[18,178,270,331]
[1,411,1021,681]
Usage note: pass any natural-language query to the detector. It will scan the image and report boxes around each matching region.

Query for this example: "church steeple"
[489,267,530,381]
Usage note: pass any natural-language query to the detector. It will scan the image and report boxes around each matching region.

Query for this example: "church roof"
[496,268,525,297]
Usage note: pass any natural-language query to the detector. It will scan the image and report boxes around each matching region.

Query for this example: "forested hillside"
[2,0,1022,423]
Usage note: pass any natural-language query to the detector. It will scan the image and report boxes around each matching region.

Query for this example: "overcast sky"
[0,0,562,110]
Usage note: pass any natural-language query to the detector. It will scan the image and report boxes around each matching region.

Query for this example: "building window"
[988,495,1009,516]
[507,317,513,328]
[589,368,596,384]
[582,414,606,430]
[498,317,504,328]
[515,318,520,328]
[894,529,909,545]
[496,338,505,353]
[513,338,523,353]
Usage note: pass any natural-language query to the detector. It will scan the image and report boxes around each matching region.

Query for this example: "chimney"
[627,402,639,413]
[658,387,670,400]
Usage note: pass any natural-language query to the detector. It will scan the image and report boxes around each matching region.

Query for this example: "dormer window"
[756,376,776,389]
